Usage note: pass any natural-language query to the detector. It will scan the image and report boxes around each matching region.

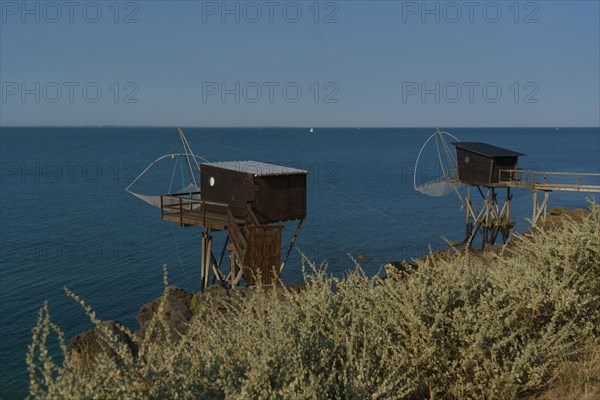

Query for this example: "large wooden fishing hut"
[127,129,307,290]
[161,160,307,289]
[414,129,600,248]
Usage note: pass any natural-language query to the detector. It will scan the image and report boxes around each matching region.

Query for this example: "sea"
[1,127,599,398]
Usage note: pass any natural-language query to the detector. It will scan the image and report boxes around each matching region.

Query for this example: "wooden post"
[201,231,206,290]
[230,250,237,288]
[280,219,303,273]
[465,185,472,244]
[179,198,183,226]
[539,191,550,223]
[506,187,511,222]
[483,188,490,247]
[531,191,538,225]
[505,187,512,243]
[203,234,211,290]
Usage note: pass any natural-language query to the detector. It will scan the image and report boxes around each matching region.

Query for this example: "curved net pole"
[413,132,438,191]
[440,131,459,176]
[178,128,206,188]
[168,156,179,194]
[434,134,446,177]
[439,130,465,206]
[125,153,208,195]
[178,129,199,188]
[414,129,465,198]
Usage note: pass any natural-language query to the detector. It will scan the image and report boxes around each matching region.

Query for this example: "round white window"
[464,156,470,164]
[209,177,215,187]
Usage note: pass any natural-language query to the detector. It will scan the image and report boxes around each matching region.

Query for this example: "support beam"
[532,191,550,226]
[464,185,514,247]
[201,231,207,289]
[280,219,304,273]
[202,231,211,290]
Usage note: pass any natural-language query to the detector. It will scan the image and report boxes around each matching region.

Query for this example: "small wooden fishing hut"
[450,142,525,246]
[450,141,600,247]
[453,142,525,185]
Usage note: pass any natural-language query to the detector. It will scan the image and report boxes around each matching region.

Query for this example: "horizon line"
[1,125,599,129]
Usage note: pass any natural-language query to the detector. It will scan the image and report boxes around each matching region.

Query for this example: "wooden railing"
[160,193,229,226]
[500,169,600,192]
[227,209,248,261]
[161,195,287,285]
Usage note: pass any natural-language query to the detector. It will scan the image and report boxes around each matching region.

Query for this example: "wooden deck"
[160,193,244,230]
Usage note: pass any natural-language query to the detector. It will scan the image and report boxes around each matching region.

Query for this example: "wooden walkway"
[497,170,600,192]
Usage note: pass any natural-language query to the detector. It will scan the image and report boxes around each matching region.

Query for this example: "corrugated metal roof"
[452,142,526,158]
[202,161,308,176]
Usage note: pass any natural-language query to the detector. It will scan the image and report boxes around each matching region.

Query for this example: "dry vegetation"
[27,203,599,399]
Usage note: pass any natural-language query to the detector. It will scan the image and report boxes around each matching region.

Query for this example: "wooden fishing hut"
[451,141,600,247]
[160,161,307,290]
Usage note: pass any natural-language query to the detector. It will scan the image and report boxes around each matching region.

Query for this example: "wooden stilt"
[463,185,515,247]
[202,231,211,290]
[201,231,207,290]
[532,191,550,226]
[210,236,229,285]
[542,191,549,222]
[230,250,236,288]
[532,191,538,225]
[280,219,304,273]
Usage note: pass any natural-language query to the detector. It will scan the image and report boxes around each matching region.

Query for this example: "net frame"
[414,129,461,197]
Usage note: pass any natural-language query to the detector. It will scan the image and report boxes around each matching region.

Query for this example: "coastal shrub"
[189,292,201,315]
[27,204,600,399]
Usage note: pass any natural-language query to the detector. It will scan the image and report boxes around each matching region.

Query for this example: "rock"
[192,285,231,320]
[136,286,193,343]
[385,261,418,275]
[68,320,137,374]
[229,286,256,302]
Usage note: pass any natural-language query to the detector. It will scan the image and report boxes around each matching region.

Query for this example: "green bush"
[27,204,600,399]
[189,292,201,315]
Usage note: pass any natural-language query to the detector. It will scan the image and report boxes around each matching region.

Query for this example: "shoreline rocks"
[68,320,137,374]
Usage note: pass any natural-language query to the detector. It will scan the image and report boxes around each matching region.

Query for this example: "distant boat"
[309,128,314,133]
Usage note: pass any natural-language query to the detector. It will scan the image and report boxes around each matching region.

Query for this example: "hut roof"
[203,161,308,176]
[452,142,526,158]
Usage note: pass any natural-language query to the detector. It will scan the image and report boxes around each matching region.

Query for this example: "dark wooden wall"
[254,174,307,223]
[456,148,493,185]
[491,156,518,183]
[200,165,253,218]
[201,165,307,223]
[456,149,519,185]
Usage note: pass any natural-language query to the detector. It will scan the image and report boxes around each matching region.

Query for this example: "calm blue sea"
[1,127,599,397]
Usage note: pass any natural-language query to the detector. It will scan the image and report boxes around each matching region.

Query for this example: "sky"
[1,0,599,127]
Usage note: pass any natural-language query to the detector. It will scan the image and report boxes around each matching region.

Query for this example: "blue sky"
[1,0,599,127]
